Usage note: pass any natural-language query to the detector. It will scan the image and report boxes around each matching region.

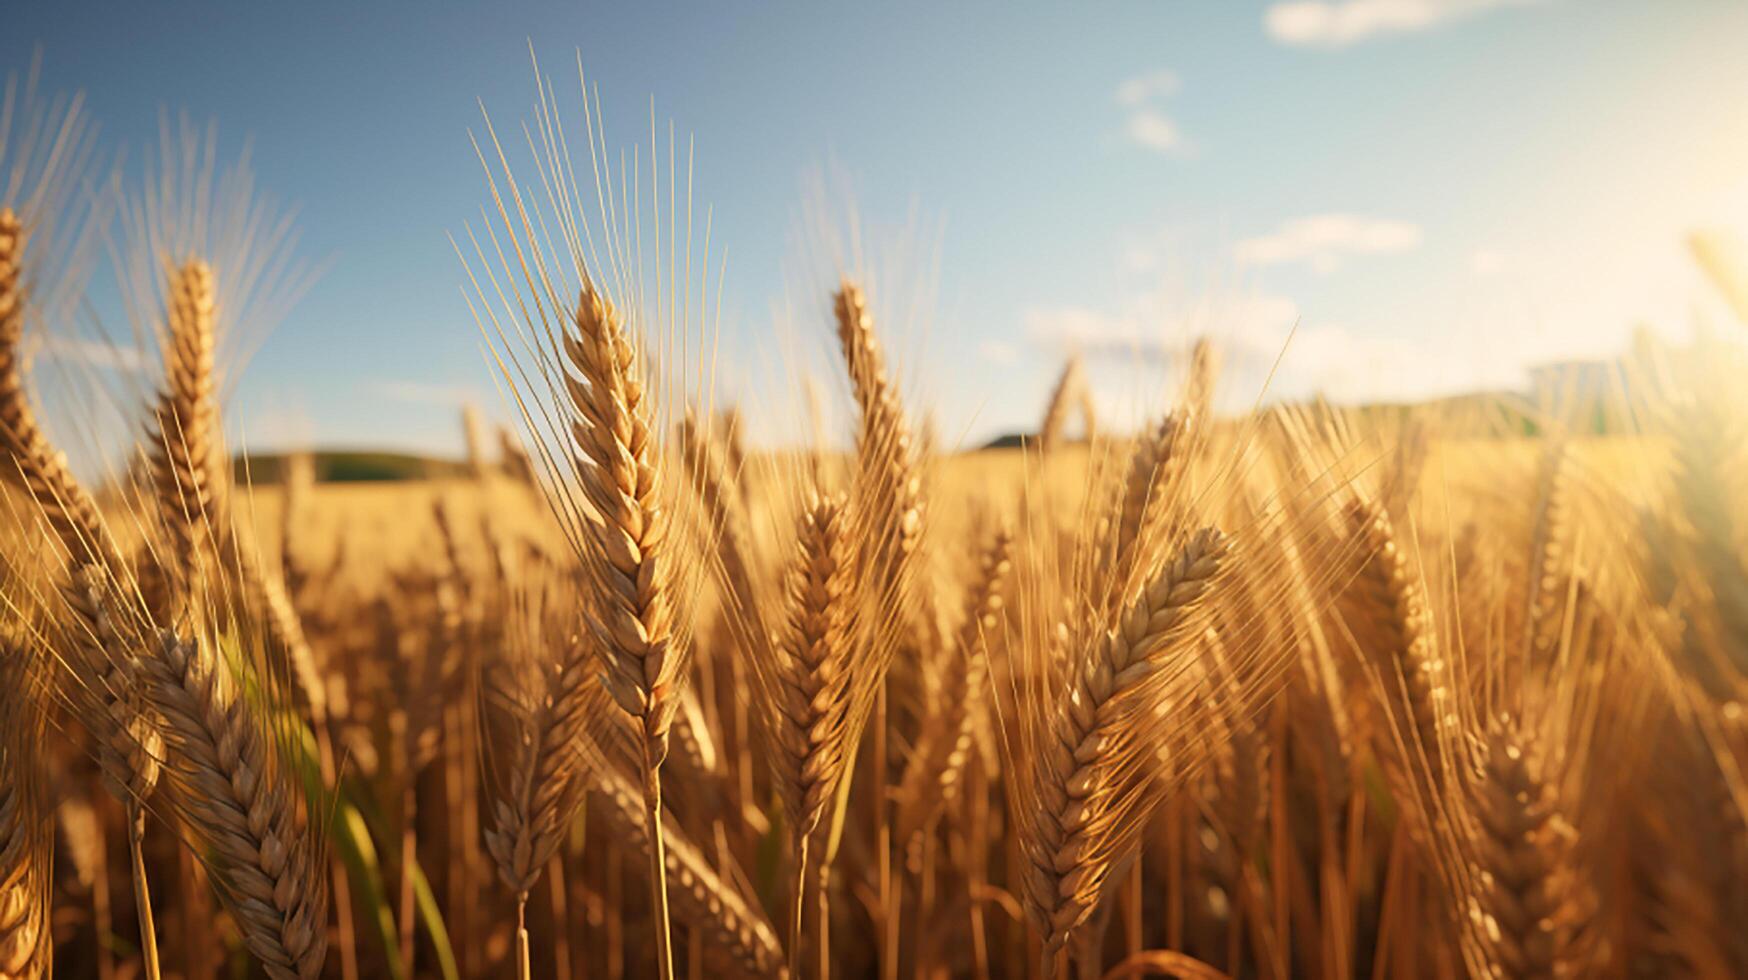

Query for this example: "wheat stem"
[789,834,809,980]
[515,893,531,980]
[126,804,161,980]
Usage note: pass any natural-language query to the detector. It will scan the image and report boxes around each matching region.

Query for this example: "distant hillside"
[977,389,1554,450]
[234,451,473,484]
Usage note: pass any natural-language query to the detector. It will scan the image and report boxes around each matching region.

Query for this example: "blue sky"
[6,0,1748,454]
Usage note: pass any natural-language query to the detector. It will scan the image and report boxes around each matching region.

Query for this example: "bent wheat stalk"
[2,211,165,980]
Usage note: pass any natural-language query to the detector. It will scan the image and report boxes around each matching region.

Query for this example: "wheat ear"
[564,281,684,979]
[0,631,51,979]
[1102,411,1195,615]
[832,282,925,980]
[139,627,328,980]
[144,259,222,608]
[1521,439,1571,672]
[895,524,1012,849]
[485,623,603,979]
[1019,527,1229,968]
[834,282,922,579]
[1340,500,1457,839]
[1461,718,1598,979]
[0,209,121,570]
[757,492,856,977]
[1038,355,1085,456]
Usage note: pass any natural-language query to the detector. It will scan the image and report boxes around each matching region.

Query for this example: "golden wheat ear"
[0,611,54,979]
[1038,354,1087,456]
[482,578,609,976]
[135,613,329,980]
[894,521,1012,851]
[1336,499,1459,845]
[1012,526,1231,966]
[555,280,693,977]
[0,210,125,572]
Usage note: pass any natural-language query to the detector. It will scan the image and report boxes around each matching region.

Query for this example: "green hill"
[234,451,473,484]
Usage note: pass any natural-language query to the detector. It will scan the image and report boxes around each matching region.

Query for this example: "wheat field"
[3,49,1748,980]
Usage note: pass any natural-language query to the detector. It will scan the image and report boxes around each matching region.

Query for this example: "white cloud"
[1116,70,1191,156]
[1265,0,1541,48]
[1116,70,1179,107]
[1234,214,1422,273]
[977,340,1019,365]
[1127,111,1187,155]
[1024,282,1526,419]
[35,336,152,373]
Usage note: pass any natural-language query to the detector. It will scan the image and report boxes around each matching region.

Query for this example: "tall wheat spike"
[831,281,924,980]
[755,491,855,977]
[0,210,119,571]
[564,280,686,978]
[144,259,221,613]
[1339,499,1457,839]
[1102,411,1195,615]
[1038,355,1085,456]
[834,283,923,581]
